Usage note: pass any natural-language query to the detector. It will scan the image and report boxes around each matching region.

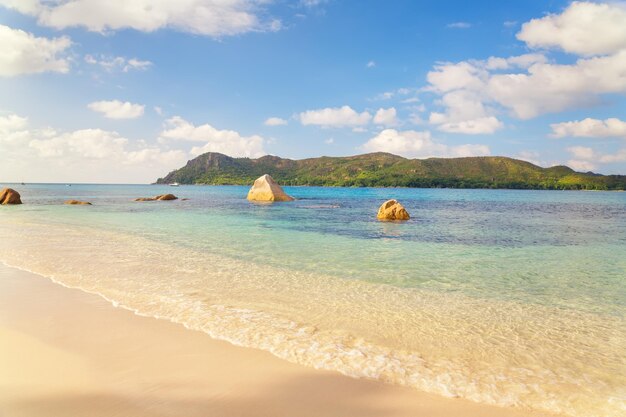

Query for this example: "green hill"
[156,152,626,190]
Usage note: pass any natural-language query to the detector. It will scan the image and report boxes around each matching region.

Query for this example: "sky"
[1,0,626,183]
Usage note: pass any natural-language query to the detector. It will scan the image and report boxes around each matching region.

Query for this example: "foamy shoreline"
[0,263,560,417]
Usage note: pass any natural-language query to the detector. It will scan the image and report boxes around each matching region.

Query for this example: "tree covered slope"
[156,152,626,190]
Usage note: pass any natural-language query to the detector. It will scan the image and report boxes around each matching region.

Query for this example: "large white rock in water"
[247,174,294,202]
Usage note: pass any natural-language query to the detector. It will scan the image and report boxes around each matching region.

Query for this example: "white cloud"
[565,144,626,171]
[0,0,278,37]
[427,60,487,93]
[299,105,372,128]
[88,100,145,119]
[84,54,152,72]
[0,114,28,131]
[567,146,595,160]
[435,116,503,135]
[515,150,542,166]
[447,22,471,29]
[0,0,40,14]
[160,116,266,157]
[264,117,288,126]
[421,3,626,128]
[401,97,421,104]
[373,107,398,126]
[300,0,327,7]
[487,51,626,119]
[0,113,187,183]
[0,24,71,77]
[366,60,376,68]
[567,159,597,172]
[551,118,626,139]
[425,49,626,122]
[598,148,626,163]
[483,53,547,70]
[517,1,626,56]
[427,89,503,134]
[361,128,490,158]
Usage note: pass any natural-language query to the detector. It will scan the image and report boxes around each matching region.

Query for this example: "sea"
[1,183,624,417]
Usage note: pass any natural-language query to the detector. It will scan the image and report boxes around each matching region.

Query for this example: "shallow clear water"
[1,184,625,417]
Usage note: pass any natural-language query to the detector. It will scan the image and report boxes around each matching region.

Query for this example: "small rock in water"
[156,194,178,201]
[0,188,22,205]
[64,200,92,205]
[377,199,410,221]
[247,174,294,202]
[134,194,178,201]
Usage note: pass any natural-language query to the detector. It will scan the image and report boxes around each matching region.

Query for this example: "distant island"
[156,152,626,190]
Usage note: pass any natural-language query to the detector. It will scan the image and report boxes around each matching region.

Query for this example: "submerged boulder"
[247,174,294,202]
[64,200,92,205]
[134,194,178,202]
[377,199,410,221]
[156,194,178,201]
[0,188,22,205]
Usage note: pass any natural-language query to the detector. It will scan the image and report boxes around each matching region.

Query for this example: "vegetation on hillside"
[156,152,626,190]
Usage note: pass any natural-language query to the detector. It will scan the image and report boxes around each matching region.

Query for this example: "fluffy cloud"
[427,89,503,134]
[84,54,152,72]
[264,117,288,126]
[0,113,187,183]
[299,105,372,128]
[434,116,503,135]
[567,159,597,172]
[0,0,40,14]
[0,114,28,131]
[160,116,266,157]
[423,2,626,130]
[0,0,278,37]
[517,1,626,56]
[567,146,595,160]
[483,53,547,70]
[0,24,71,77]
[361,128,490,159]
[487,51,626,119]
[88,100,145,119]
[551,118,626,139]
[373,107,398,126]
[426,51,626,123]
[446,22,471,29]
[566,145,626,171]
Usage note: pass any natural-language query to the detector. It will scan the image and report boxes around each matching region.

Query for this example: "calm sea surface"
[1,184,625,417]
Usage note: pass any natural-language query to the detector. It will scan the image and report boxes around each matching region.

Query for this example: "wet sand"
[0,264,557,417]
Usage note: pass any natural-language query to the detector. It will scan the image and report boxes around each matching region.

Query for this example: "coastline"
[0,264,558,417]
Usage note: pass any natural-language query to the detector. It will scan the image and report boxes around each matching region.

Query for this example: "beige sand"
[0,265,557,417]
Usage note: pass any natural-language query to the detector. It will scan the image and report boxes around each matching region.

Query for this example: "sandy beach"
[0,264,559,417]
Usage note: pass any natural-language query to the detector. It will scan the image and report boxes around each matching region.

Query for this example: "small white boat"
[169,182,180,187]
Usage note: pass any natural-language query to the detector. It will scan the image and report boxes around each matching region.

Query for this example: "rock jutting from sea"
[0,188,22,205]
[64,200,92,205]
[247,174,294,202]
[377,199,410,221]
[134,194,178,202]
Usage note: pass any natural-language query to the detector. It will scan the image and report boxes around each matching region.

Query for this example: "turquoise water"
[1,184,625,416]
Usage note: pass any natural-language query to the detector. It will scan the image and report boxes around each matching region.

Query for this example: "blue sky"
[1,0,626,183]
